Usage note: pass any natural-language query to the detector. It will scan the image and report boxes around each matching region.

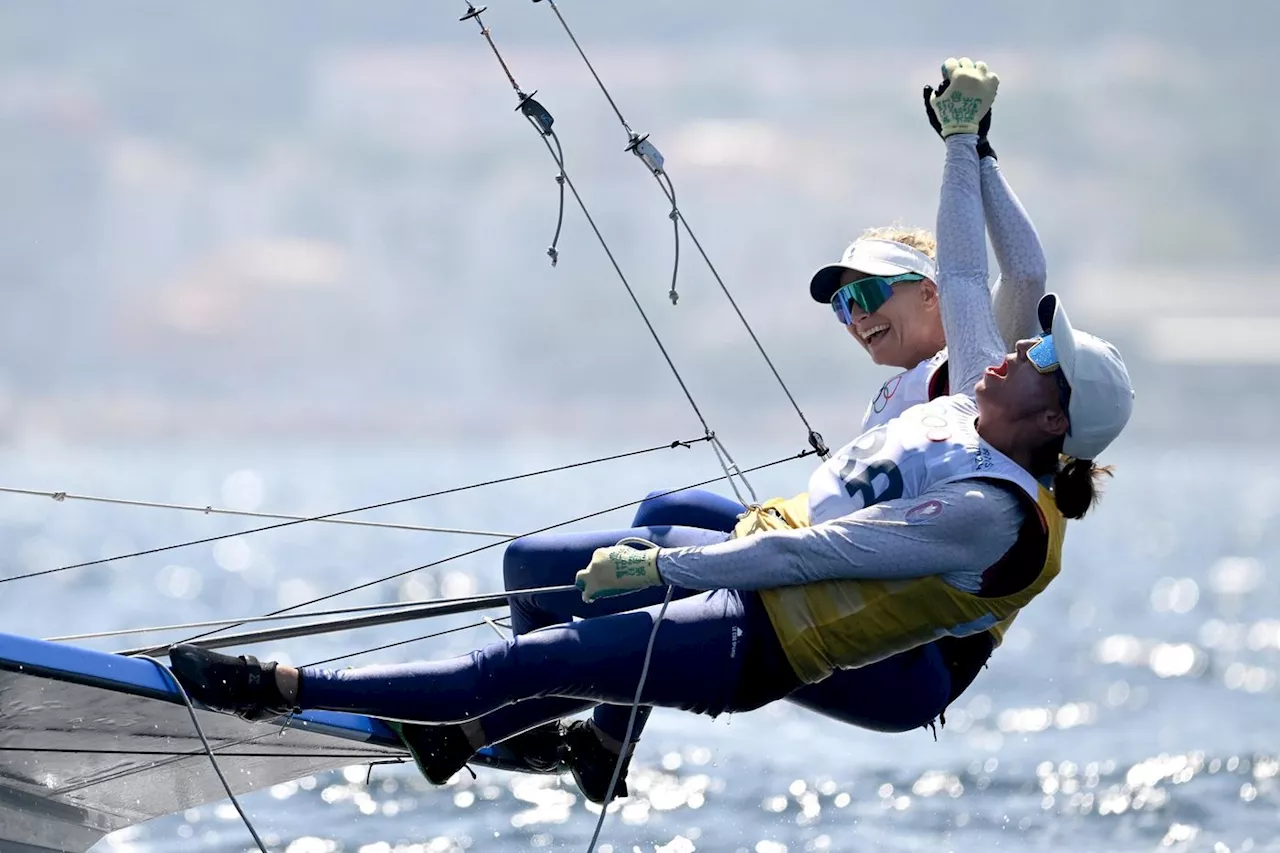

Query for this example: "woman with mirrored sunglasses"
[168,60,1136,800]
[808,170,1047,431]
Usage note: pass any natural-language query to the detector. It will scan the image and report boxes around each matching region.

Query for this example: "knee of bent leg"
[631,490,675,527]
[503,535,549,591]
[633,488,745,532]
[502,531,592,593]
[633,488,729,528]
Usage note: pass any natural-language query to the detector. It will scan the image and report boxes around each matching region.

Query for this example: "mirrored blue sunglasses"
[1027,334,1061,373]
[830,273,924,325]
[1028,334,1073,431]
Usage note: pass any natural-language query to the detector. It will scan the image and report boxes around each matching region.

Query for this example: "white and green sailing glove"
[927,57,999,137]
[923,64,996,159]
[575,541,664,602]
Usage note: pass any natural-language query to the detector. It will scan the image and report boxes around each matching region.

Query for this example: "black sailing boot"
[497,720,569,773]
[390,721,478,785]
[561,719,634,804]
[168,644,297,722]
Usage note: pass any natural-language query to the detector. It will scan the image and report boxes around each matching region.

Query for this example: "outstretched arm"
[656,478,1023,595]
[983,158,1048,347]
[937,134,1008,396]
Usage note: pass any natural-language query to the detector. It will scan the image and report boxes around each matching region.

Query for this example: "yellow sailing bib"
[740,395,1067,684]
[758,487,1063,683]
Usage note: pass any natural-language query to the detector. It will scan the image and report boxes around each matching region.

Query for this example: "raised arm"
[983,157,1048,346]
[936,133,1007,396]
[656,479,1023,594]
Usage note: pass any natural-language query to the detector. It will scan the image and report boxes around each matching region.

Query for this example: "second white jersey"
[809,394,1038,526]
[861,349,950,432]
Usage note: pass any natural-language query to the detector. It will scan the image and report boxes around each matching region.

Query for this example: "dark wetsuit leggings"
[299,581,800,724]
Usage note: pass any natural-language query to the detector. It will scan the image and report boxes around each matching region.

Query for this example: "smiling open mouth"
[861,324,889,345]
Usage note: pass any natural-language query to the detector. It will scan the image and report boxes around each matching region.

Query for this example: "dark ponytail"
[1028,436,1115,520]
[1051,457,1113,520]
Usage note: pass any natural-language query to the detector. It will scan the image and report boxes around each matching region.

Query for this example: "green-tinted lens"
[830,273,923,324]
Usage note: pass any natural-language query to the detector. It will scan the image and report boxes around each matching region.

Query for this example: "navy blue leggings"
[298,579,801,724]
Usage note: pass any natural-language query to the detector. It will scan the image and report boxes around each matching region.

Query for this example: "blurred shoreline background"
[1,1,1275,452]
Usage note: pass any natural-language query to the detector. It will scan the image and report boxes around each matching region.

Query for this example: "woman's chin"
[865,337,894,366]
[869,343,915,370]
[974,378,1002,409]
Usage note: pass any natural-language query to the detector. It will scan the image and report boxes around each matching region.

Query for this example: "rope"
[141,656,269,853]
[0,746,402,760]
[0,436,706,586]
[47,586,571,644]
[453,17,794,845]
[172,450,812,648]
[0,486,516,538]
[117,587,575,658]
[585,540,673,853]
[305,617,510,668]
[534,0,830,462]
[13,10,841,844]
[458,1,759,504]
[546,131,567,265]
[707,432,758,506]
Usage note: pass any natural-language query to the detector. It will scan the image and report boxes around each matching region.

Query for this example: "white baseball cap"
[1037,293,1135,460]
[809,238,939,304]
